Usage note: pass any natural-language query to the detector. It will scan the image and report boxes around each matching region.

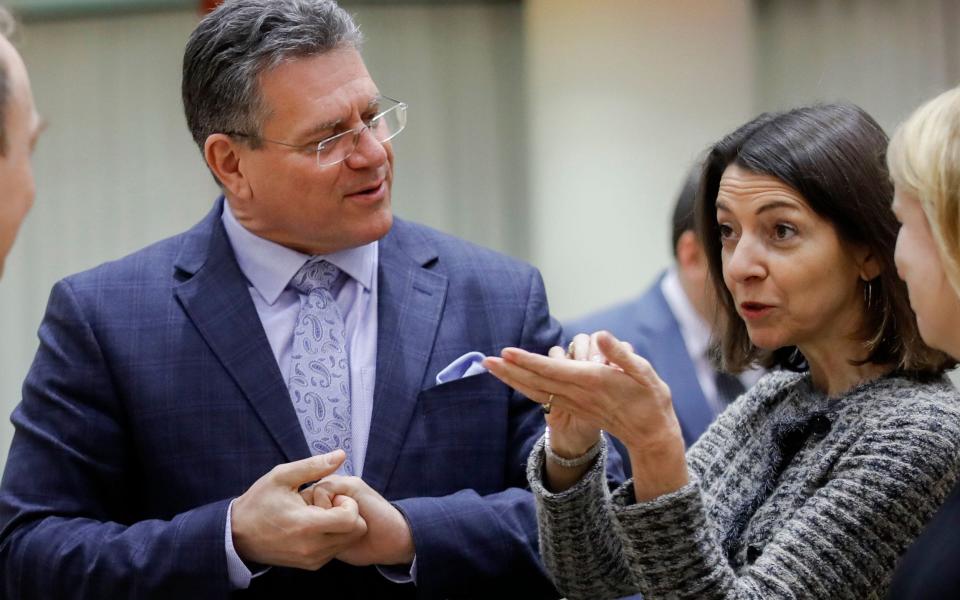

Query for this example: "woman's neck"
[801,338,892,397]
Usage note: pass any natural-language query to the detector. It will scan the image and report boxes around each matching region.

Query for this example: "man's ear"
[204,133,252,202]
[675,230,704,270]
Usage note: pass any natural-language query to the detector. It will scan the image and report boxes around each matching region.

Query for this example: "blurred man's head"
[0,7,41,278]
[671,162,716,323]
[184,0,403,256]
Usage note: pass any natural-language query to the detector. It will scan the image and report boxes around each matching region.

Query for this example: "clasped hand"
[231,449,415,571]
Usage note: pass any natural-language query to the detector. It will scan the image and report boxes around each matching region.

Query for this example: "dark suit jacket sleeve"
[391,268,562,599]
[0,279,233,599]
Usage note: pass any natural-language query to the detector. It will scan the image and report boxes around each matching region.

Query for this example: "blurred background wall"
[0,0,957,470]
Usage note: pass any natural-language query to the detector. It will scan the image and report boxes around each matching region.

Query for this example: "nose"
[723,233,767,284]
[344,126,388,170]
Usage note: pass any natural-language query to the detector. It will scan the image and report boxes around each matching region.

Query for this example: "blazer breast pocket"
[393,373,510,495]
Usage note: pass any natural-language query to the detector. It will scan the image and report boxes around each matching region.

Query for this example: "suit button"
[746,544,762,564]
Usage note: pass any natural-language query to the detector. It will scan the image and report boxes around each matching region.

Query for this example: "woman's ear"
[204,133,253,202]
[858,247,883,281]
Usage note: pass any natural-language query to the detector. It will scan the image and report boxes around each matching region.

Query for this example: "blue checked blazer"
[0,198,578,599]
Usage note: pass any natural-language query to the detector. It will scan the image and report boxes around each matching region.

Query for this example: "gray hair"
[0,5,16,156]
[182,0,362,157]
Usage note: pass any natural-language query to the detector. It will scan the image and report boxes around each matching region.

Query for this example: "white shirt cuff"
[376,556,418,584]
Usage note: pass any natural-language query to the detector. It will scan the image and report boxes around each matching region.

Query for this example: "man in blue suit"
[565,165,760,475]
[0,1,583,597]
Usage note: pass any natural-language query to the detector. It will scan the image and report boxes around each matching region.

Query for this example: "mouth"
[344,179,387,203]
[739,301,775,320]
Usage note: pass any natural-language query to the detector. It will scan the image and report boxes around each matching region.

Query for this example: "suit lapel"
[362,221,448,493]
[641,284,714,445]
[173,199,309,463]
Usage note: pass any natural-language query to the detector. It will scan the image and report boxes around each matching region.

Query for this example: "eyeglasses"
[227,96,407,167]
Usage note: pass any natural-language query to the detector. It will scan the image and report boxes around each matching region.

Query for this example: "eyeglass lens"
[316,103,407,166]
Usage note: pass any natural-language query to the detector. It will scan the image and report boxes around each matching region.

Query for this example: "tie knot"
[290,258,341,294]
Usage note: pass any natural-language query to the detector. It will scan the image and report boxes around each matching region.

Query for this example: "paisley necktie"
[287,258,352,474]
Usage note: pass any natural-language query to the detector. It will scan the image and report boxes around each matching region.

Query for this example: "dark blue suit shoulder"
[61,231,188,291]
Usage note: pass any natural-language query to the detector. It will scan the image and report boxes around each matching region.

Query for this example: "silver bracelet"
[543,427,603,468]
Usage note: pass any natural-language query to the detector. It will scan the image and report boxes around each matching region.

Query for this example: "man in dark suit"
[0,7,43,279]
[0,1,585,597]
[565,165,760,474]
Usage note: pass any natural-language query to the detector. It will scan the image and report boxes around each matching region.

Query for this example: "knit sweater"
[528,371,960,600]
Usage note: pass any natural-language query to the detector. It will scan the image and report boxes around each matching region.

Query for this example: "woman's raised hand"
[484,331,689,499]
[484,331,672,444]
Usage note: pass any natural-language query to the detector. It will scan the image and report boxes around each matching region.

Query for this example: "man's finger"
[303,495,365,535]
[300,483,334,508]
[273,450,346,487]
[316,475,364,500]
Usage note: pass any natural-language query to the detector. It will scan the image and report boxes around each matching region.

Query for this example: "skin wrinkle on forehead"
[717,198,804,217]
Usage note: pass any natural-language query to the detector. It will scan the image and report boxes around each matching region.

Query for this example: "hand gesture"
[484,331,688,499]
[302,475,415,567]
[231,450,368,570]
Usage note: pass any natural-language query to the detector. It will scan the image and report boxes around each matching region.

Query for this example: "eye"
[362,108,381,126]
[773,223,797,241]
[718,223,738,243]
[314,132,336,147]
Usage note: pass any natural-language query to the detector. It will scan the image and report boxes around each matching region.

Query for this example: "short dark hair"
[670,162,701,257]
[182,0,362,156]
[696,103,955,376]
[0,6,16,156]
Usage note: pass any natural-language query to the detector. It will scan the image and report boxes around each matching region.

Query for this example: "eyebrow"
[298,97,381,142]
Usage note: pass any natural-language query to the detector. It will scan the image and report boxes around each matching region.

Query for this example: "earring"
[863,279,874,308]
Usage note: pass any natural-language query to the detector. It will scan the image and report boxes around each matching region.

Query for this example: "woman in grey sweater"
[484,104,960,599]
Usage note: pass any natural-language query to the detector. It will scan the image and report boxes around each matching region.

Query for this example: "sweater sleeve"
[525,372,789,600]
[527,436,640,600]
[609,397,960,599]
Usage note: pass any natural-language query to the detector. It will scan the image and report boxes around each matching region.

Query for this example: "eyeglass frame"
[224,95,407,168]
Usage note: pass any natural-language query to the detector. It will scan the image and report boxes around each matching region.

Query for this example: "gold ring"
[543,393,554,414]
[566,341,575,358]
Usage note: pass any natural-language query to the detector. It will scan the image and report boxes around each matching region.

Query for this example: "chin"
[745,328,786,352]
[349,210,393,247]
[369,209,393,238]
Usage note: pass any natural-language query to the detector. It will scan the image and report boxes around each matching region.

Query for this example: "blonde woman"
[887,84,960,599]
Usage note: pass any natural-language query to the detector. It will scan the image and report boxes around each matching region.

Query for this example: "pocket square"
[435,351,488,385]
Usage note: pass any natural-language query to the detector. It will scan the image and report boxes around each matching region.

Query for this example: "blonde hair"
[888,86,960,298]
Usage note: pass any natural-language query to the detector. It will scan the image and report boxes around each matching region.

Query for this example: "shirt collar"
[221,200,377,305]
[660,266,712,359]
